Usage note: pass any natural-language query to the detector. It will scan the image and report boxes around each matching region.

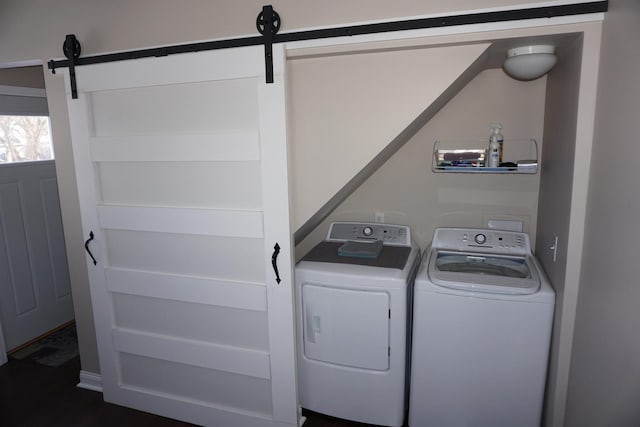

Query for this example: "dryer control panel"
[432,227,530,256]
[327,222,412,247]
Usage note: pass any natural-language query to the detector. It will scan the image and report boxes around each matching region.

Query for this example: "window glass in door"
[0,115,53,163]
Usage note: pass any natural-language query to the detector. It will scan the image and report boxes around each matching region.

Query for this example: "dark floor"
[0,356,373,426]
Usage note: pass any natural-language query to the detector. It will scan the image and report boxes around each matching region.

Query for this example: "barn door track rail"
[48,2,608,99]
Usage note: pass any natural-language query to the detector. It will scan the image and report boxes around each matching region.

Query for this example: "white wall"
[537,34,582,427]
[289,43,491,230]
[565,1,640,425]
[296,67,546,258]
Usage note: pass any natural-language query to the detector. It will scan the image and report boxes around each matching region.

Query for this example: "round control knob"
[474,233,487,245]
[362,226,374,237]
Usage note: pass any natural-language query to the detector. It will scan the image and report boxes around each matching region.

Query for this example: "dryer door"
[301,283,389,370]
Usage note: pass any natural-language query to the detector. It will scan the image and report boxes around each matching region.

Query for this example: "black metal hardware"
[256,5,281,35]
[271,243,281,284]
[63,34,81,99]
[274,1,608,44]
[257,5,281,83]
[47,2,608,95]
[84,231,97,265]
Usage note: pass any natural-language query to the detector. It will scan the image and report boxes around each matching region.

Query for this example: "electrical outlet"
[374,212,384,223]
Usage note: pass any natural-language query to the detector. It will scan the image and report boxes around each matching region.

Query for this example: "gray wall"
[0,66,45,88]
[565,0,640,425]
[536,36,583,427]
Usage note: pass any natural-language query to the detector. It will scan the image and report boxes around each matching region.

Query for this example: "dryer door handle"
[305,306,321,344]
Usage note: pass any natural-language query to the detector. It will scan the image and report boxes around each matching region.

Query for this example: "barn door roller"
[256,5,281,84]
[47,2,608,99]
[62,34,81,99]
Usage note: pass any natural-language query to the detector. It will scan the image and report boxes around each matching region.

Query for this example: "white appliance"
[409,227,555,427]
[296,222,420,427]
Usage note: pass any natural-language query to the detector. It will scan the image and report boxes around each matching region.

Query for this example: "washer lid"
[428,250,540,295]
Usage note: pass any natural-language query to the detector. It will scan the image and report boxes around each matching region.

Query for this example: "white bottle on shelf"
[488,123,504,167]
[488,139,500,167]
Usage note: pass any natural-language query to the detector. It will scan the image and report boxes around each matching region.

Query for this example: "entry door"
[63,45,297,427]
[0,161,73,350]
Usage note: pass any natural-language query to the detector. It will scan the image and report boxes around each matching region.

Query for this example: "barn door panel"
[64,45,297,427]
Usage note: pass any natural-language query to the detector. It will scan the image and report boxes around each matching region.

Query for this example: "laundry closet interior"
[289,17,600,427]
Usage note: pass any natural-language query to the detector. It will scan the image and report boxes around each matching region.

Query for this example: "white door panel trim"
[90,132,260,162]
[105,267,267,311]
[97,205,264,238]
[72,46,266,93]
[112,328,271,379]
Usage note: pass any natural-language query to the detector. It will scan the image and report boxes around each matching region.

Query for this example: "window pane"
[0,115,53,163]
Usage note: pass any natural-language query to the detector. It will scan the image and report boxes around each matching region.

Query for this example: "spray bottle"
[487,123,504,167]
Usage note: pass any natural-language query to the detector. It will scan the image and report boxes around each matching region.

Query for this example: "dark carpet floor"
[0,355,374,426]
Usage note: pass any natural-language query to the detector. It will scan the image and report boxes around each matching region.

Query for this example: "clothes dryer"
[409,227,555,427]
[296,222,420,427]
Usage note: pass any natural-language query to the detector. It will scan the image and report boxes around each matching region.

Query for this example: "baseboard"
[77,370,103,392]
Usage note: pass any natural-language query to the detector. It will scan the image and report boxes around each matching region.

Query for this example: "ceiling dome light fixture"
[503,45,557,81]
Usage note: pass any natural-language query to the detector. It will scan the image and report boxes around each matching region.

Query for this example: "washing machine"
[409,227,555,427]
[296,222,420,427]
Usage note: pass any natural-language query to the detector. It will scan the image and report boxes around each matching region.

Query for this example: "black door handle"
[271,243,281,284]
[84,231,97,265]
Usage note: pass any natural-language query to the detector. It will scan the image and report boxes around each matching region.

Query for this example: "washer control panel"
[327,222,412,246]
[432,227,530,255]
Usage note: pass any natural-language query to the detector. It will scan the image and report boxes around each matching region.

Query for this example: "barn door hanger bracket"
[49,34,82,99]
[256,5,281,84]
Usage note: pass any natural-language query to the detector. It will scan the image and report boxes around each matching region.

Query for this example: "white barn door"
[63,45,298,427]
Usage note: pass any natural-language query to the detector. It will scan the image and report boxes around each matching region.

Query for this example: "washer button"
[474,233,487,244]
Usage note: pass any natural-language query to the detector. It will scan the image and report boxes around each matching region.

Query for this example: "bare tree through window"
[0,115,53,163]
